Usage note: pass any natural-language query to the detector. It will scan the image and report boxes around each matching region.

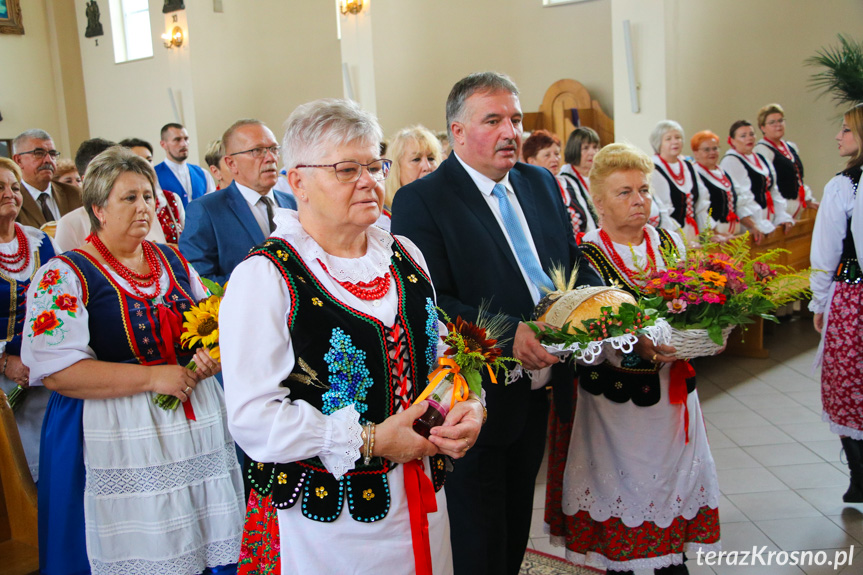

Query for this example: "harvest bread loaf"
[534,286,636,334]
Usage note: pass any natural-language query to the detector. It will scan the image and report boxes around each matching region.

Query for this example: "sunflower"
[444,316,502,363]
[180,295,220,349]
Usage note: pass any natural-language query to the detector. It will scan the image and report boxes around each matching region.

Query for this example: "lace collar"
[272,209,394,283]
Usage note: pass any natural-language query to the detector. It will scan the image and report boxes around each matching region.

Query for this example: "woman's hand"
[741,217,764,244]
[374,401,438,464]
[429,399,483,459]
[191,347,220,381]
[814,313,824,334]
[5,355,29,387]
[782,222,794,235]
[148,365,198,402]
[633,335,677,363]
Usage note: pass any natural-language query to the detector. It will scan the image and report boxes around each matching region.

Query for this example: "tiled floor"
[528,318,863,574]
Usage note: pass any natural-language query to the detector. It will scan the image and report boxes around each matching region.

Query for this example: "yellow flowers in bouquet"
[153,279,224,411]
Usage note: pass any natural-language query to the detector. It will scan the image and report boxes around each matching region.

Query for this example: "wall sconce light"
[339,0,364,15]
[162,26,184,49]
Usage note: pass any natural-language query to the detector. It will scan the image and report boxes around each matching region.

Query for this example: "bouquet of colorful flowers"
[413,306,519,437]
[641,233,811,352]
[153,279,224,411]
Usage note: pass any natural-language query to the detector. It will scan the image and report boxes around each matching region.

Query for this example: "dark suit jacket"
[17,181,83,228]
[391,155,602,445]
[178,182,297,285]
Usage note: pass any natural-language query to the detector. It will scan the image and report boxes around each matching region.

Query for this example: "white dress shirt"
[163,157,216,198]
[453,153,544,304]
[235,182,277,237]
[23,180,60,220]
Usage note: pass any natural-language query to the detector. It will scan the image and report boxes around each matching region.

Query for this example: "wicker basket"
[668,326,734,359]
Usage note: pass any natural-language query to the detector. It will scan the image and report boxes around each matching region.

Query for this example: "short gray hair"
[648,120,684,154]
[84,147,157,234]
[13,129,53,154]
[281,99,383,170]
[446,72,519,145]
[221,118,265,154]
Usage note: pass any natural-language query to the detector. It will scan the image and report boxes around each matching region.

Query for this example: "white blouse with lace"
[221,209,452,575]
[23,247,245,575]
[558,227,721,570]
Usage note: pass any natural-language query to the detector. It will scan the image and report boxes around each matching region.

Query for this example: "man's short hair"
[221,119,265,154]
[12,129,53,154]
[119,138,153,154]
[445,72,519,145]
[75,138,117,177]
[160,123,185,141]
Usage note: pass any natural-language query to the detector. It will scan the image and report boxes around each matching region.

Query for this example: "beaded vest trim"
[243,236,447,523]
[834,167,863,284]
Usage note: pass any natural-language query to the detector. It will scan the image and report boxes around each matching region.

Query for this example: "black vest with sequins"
[834,166,863,284]
[243,236,447,524]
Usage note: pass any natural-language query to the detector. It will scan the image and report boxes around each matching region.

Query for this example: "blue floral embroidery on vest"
[321,327,373,417]
[424,297,437,370]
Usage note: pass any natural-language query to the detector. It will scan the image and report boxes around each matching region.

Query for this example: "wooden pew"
[0,389,39,575]
[725,209,816,358]
[522,79,614,147]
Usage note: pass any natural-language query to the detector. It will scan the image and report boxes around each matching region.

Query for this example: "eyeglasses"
[765,118,786,126]
[296,159,392,183]
[17,148,60,160]
[229,145,280,159]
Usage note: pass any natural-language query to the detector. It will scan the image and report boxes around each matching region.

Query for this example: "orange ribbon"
[415,358,497,411]
[669,360,695,444]
[404,460,437,575]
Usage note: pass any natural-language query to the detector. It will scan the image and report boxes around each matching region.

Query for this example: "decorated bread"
[534,286,636,334]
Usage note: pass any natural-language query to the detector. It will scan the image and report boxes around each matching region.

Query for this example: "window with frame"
[109,0,154,63]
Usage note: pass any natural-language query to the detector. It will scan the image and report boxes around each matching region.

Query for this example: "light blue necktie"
[491,183,554,293]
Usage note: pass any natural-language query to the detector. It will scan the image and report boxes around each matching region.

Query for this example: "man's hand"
[513,321,559,371]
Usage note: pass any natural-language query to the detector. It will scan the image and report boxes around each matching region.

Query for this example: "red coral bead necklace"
[599,228,657,284]
[317,259,390,301]
[88,234,162,299]
[0,224,31,274]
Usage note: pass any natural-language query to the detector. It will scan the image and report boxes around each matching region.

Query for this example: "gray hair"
[13,129,53,154]
[446,72,519,145]
[221,118,266,154]
[648,120,684,154]
[281,99,383,170]
[84,147,157,234]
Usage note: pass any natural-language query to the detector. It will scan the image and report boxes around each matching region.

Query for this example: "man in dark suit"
[12,129,83,228]
[179,119,297,284]
[391,72,602,575]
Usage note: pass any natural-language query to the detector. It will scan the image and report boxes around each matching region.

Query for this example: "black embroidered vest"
[834,166,863,284]
[578,229,694,403]
[727,153,771,210]
[1,234,55,355]
[656,160,699,228]
[698,171,737,223]
[764,141,805,201]
[243,236,447,524]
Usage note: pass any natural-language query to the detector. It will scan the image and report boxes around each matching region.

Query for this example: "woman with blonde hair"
[544,143,720,574]
[811,103,863,502]
[383,125,442,218]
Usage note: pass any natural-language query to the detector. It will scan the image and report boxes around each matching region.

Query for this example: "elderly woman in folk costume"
[691,130,771,243]
[0,157,58,482]
[23,147,243,575]
[544,143,720,574]
[720,120,794,239]
[649,120,721,245]
[754,103,819,218]
[221,99,483,575]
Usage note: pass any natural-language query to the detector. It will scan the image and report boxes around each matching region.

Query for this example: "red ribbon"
[669,360,695,444]
[156,303,196,421]
[404,460,437,575]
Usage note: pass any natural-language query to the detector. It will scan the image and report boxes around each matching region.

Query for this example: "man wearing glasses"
[180,119,297,285]
[154,122,215,207]
[12,129,83,228]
